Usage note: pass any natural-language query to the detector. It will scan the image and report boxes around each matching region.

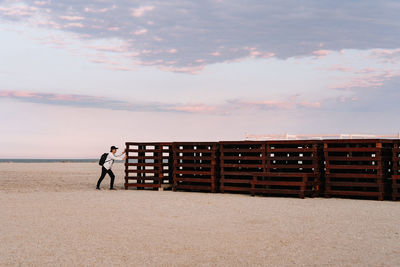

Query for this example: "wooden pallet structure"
[124,142,173,190]
[172,142,219,193]
[255,140,324,198]
[324,139,393,200]
[220,141,266,194]
[392,141,400,201]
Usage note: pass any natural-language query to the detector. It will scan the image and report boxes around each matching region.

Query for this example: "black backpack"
[99,153,108,166]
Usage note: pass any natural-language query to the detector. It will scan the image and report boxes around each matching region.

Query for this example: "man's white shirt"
[103,152,125,170]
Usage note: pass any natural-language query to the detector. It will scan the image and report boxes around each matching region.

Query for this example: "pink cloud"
[59,15,84,21]
[327,65,353,72]
[167,48,178,54]
[244,47,275,59]
[0,91,11,97]
[372,48,400,56]
[337,95,359,103]
[86,45,128,53]
[89,58,108,64]
[0,5,38,16]
[48,94,82,101]
[158,65,205,74]
[12,91,39,98]
[131,6,155,17]
[312,49,332,58]
[168,104,217,113]
[0,90,218,114]
[299,101,321,108]
[107,27,120,31]
[83,7,109,13]
[141,49,152,54]
[35,19,61,29]
[64,23,84,28]
[210,51,221,56]
[1,90,326,115]
[132,28,148,35]
[370,48,400,64]
[233,98,321,110]
[329,70,400,90]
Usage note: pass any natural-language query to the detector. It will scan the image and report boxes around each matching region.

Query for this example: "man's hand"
[123,155,127,160]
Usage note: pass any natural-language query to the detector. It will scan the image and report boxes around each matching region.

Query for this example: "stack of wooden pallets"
[392,141,400,201]
[172,142,219,193]
[324,139,393,200]
[251,140,324,198]
[124,139,399,201]
[219,141,266,194]
[124,142,173,190]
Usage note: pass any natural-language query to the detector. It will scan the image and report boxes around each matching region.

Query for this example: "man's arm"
[109,151,126,160]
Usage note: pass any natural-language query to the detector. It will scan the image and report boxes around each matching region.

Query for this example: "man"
[96,146,127,190]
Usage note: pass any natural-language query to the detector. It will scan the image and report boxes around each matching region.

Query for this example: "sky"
[0,0,400,158]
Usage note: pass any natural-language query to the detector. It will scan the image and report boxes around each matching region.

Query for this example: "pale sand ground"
[1,163,400,267]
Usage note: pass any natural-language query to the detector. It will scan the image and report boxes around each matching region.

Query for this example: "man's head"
[110,146,118,154]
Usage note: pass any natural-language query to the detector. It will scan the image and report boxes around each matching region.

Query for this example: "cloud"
[0,4,37,17]
[228,97,321,110]
[132,28,148,35]
[329,70,400,90]
[131,5,155,17]
[0,90,218,114]
[59,15,84,21]
[371,48,400,64]
[0,90,324,114]
[64,22,84,28]
[322,75,400,112]
[312,50,333,58]
[83,7,109,13]
[327,65,353,72]
[167,48,178,54]
[1,1,400,72]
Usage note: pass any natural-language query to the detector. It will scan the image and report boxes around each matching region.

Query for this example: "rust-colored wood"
[392,141,400,200]
[324,139,393,200]
[220,141,266,194]
[219,140,322,198]
[172,142,219,193]
[124,138,398,201]
[124,142,173,190]
[265,140,323,197]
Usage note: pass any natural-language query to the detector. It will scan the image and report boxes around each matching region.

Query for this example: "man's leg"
[108,169,115,189]
[96,167,107,189]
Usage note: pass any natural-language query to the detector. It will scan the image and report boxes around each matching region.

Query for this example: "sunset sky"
[1,0,400,158]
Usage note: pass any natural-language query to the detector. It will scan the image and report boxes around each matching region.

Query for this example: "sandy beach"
[0,162,399,266]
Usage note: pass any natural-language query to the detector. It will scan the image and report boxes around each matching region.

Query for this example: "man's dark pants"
[96,167,115,189]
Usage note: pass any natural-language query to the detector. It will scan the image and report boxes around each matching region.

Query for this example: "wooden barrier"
[251,173,310,198]
[172,142,219,193]
[123,139,399,201]
[265,140,323,197]
[392,141,400,200]
[324,139,393,200]
[125,142,173,190]
[220,141,266,194]
[220,140,322,198]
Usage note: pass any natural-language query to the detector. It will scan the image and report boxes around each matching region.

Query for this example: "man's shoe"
[110,188,116,190]
[96,187,100,190]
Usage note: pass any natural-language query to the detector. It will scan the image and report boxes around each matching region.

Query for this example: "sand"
[0,163,399,266]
